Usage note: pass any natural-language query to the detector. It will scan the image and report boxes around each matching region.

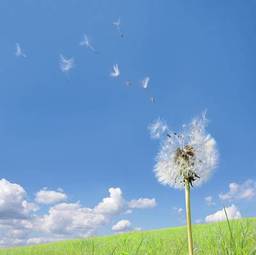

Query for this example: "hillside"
[1,218,256,255]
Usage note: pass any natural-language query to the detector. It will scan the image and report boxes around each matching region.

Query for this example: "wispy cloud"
[205,196,215,206]
[128,198,156,209]
[173,207,183,215]
[219,180,256,201]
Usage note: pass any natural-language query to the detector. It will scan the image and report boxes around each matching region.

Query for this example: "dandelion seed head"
[154,113,218,189]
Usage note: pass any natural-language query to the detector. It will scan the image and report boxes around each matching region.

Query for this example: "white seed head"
[154,113,218,189]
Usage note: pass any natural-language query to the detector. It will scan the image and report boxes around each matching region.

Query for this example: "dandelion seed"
[80,34,97,52]
[15,43,26,58]
[150,96,156,103]
[125,80,132,86]
[59,55,74,73]
[148,119,168,139]
[110,64,120,78]
[141,77,150,89]
[113,18,121,29]
[113,18,124,38]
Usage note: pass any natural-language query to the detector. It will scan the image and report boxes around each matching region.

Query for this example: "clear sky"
[0,0,256,246]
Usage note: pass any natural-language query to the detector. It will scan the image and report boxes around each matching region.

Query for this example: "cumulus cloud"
[219,180,256,201]
[205,196,215,206]
[205,204,242,223]
[35,188,67,205]
[0,218,35,247]
[128,198,156,209]
[94,188,125,216]
[112,220,131,232]
[38,202,106,237]
[0,179,37,219]
[0,179,156,247]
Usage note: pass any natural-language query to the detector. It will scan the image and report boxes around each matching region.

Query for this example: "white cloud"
[205,196,215,206]
[173,207,184,222]
[0,218,35,247]
[219,180,256,201]
[94,188,125,216]
[0,179,37,219]
[205,204,242,223]
[0,179,156,247]
[26,237,60,245]
[112,220,131,232]
[35,188,67,205]
[38,202,106,237]
[173,207,183,215]
[128,198,156,209]
[177,208,183,214]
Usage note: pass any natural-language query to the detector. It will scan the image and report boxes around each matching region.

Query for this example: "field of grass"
[1,218,256,255]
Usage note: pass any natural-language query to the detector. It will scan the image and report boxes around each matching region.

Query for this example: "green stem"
[185,179,194,255]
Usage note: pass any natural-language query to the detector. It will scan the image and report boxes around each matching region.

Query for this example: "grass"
[1,218,256,255]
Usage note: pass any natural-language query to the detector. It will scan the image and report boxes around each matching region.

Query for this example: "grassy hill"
[1,218,256,255]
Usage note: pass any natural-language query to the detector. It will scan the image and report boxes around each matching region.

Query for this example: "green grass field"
[1,218,256,255]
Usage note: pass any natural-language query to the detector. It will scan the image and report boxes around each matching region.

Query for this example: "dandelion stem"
[185,179,194,255]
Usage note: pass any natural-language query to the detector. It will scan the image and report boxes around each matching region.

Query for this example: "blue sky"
[0,0,256,246]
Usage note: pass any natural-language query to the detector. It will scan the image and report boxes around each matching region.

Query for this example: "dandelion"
[152,112,218,255]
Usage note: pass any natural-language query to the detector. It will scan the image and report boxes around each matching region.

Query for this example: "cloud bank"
[0,179,156,247]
